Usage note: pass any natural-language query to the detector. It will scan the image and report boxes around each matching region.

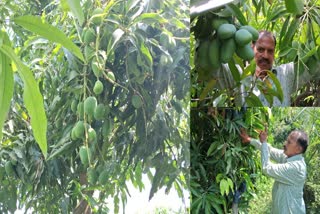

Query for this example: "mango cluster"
[197,18,259,70]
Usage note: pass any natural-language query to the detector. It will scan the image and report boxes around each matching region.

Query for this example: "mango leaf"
[200,79,216,100]
[66,0,84,25]
[0,31,14,141]
[140,42,153,67]
[107,28,124,59]
[245,93,264,107]
[60,0,70,11]
[301,47,318,62]
[280,18,299,50]
[132,13,167,25]
[207,142,218,156]
[13,15,84,62]
[219,179,229,195]
[267,71,284,102]
[226,177,234,193]
[0,44,47,158]
[226,4,248,26]
[228,59,240,83]
[279,16,290,46]
[285,0,304,15]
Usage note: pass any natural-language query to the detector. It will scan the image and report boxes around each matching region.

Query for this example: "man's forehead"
[288,131,301,141]
[256,35,275,48]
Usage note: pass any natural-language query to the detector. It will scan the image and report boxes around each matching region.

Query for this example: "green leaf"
[13,15,84,62]
[226,177,234,193]
[66,0,84,25]
[0,44,47,158]
[279,16,290,46]
[60,0,70,11]
[280,18,299,50]
[285,0,304,15]
[267,71,284,102]
[200,79,216,100]
[228,59,240,83]
[207,142,218,156]
[245,93,264,107]
[226,4,248,26]
[0,31,14,141]
[191,197,202,211]
[107,28,125,59]
[140,42,153,67]
[219,179,228,195]
[132,13,167,25]
[205,200,211,214]
[301,46,318,62]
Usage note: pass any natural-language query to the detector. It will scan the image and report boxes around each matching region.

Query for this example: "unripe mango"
[84,96,97,117]
[236,44,254,61]
[98,170,109,185]
[217,24,236,40]
[5,161,14,177]
[74,121,85,138]
[235,29,252,46]
[220,38,236,63]
[240,25,259,41]
[212,18,228,30]
[93,80,104,95]
[91,8,104,25]
[131,95,143,109]
[208,38,220,69]
[94,104,105,120]
[79,146,89,166]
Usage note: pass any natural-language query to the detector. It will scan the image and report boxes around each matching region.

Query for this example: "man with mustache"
[214,30,312,106]
[239,128,308,214]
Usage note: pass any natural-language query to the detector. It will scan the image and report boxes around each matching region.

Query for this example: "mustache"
[258,58,270,64]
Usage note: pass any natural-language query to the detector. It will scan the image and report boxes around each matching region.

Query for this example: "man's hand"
[240,128,251,144]
[259,126,268,143]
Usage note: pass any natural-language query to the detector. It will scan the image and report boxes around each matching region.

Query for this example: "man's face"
[283,133,302,157]
[252,35,275,76]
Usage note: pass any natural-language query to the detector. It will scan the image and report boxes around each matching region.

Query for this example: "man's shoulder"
[274,62,294,74]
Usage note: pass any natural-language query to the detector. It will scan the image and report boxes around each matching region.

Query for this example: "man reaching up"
[240,128,308,214]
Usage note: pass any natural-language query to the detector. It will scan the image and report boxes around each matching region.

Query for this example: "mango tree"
[0,0,189,213]
[190,107,270,213]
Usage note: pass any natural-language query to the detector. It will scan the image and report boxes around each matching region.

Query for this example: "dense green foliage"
[190,107,269,213]
[191,107,320,213]
[0,0,189,213]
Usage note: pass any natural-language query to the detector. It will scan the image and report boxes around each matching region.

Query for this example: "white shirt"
[215,62,310,106]
[250,139,306,214]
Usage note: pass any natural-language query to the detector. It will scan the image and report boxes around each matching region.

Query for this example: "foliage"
[0,0,189,213]
[191,107,320,213]
[190,107,269,213]
[191,0,320,107]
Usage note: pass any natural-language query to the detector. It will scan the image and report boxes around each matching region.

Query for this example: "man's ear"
[296,143,303,154]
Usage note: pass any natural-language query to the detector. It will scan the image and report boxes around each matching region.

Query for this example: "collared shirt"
[215,62,310,106]
[250,139,306,214]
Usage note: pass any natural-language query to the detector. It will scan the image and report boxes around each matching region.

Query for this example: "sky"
[15,173,190,214]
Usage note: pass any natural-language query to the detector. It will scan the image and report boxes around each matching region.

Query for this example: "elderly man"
[215,30,312,107]
[239,128,308,214]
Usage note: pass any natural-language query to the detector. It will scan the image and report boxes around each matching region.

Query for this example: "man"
[215,31,311,107]
[239,128,308,214]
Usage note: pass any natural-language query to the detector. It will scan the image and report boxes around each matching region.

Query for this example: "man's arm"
[261,143,305,184]
[250,138,286,163]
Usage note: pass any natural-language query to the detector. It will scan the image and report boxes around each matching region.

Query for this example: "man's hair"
[292,130,309,153]
[252,30,277,47]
